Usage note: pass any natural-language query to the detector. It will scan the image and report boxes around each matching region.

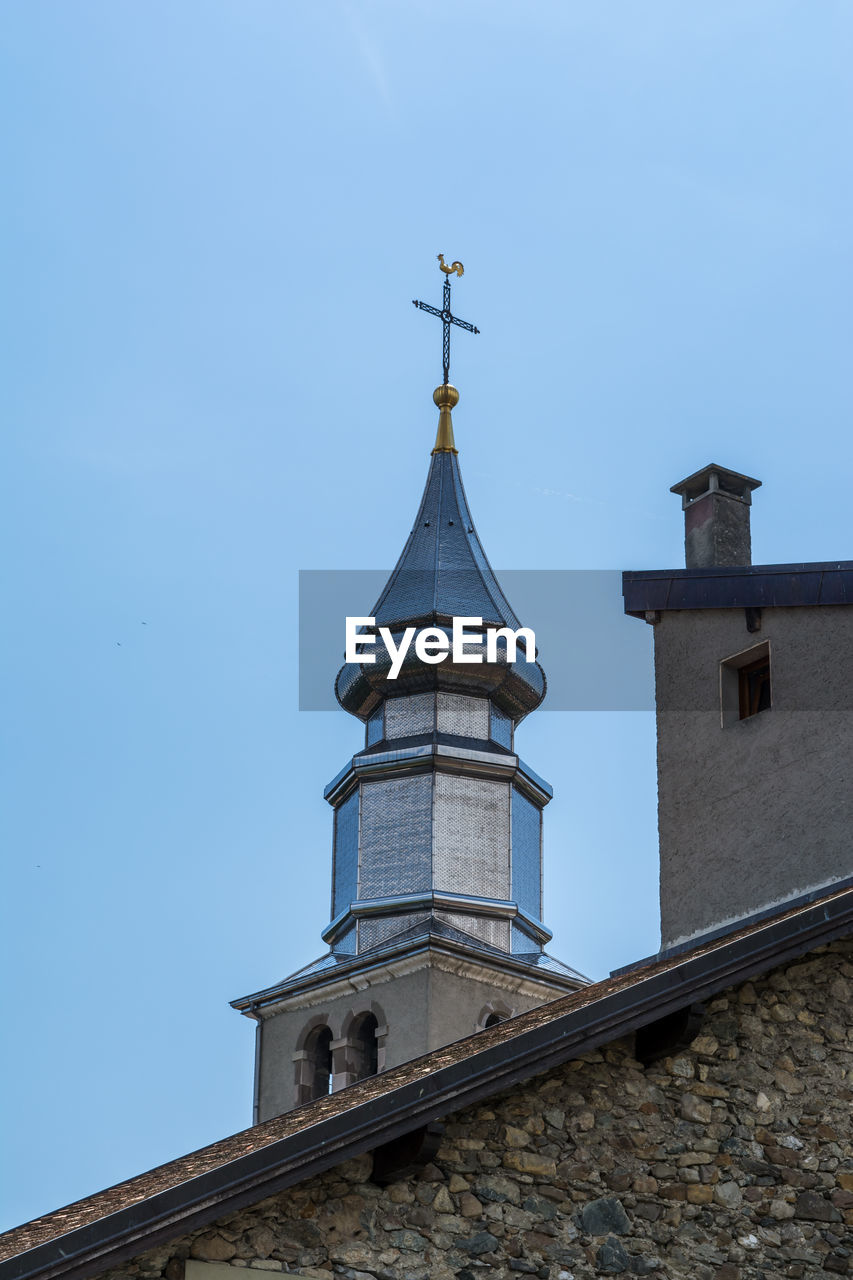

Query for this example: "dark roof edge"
[4,887,852,1280]
[612,874,853,976]
[626,560,853,580]
[623,561,853,615]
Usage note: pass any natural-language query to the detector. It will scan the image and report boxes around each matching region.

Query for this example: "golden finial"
[432,383,459,454]
[437,253,464,278]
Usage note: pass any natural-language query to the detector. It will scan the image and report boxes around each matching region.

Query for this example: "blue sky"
[2,0,851,1233]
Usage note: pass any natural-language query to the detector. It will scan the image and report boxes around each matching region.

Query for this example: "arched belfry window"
[306,1025,333,1099]
[335,1004,386,1088]
[478,1001,513,1032]
[350,1012,379,1081]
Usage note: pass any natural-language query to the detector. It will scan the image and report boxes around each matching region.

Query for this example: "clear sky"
[2,0,851,1234]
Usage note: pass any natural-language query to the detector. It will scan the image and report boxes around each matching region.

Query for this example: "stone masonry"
[102,939,853,1280]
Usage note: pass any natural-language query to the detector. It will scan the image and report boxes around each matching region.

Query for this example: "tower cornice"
[231,931,587,1020]
[320,891,553,947]
[323,741,553,808]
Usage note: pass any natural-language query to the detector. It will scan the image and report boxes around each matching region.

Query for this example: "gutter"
[249,1006,262,1128]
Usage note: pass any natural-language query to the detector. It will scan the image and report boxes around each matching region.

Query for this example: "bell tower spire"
[232,261,588,1120]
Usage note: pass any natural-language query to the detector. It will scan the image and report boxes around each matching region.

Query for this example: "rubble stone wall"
[103,939,853,1280]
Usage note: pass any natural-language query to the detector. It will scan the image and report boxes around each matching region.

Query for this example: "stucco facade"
[255,952,572,1120]
[652,604,853,948]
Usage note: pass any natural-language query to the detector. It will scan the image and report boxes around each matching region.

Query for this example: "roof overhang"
[623,560,853,617]
[230,921,578,1017]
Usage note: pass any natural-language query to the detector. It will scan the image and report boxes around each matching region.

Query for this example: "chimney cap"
[671,463,762,510]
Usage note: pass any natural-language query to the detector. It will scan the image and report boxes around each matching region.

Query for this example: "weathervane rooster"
[437,253,464,278]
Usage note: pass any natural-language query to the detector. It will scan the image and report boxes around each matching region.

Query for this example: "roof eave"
[230,926,580,1014]
[623,560,853,616]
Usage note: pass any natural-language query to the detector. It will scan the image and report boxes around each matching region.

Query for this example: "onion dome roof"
[335,385,546,721]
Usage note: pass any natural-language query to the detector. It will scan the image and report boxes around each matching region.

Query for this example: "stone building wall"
[103,939,853,1280]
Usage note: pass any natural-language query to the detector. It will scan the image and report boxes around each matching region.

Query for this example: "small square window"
[720,641,771,727]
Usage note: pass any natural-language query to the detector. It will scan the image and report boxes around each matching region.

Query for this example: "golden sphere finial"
[433,383,460,410]
[432,383,459,454]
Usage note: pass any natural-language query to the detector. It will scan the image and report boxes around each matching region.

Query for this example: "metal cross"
[412,257,479,386]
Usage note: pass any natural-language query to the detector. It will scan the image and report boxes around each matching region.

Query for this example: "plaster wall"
[653,606,853,948]
[257,958,569,1122]
[257,968,430,1121]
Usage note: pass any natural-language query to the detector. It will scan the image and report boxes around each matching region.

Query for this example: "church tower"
[232,263,587,1121]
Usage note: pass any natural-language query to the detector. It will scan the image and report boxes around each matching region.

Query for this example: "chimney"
[671,464,762,568]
